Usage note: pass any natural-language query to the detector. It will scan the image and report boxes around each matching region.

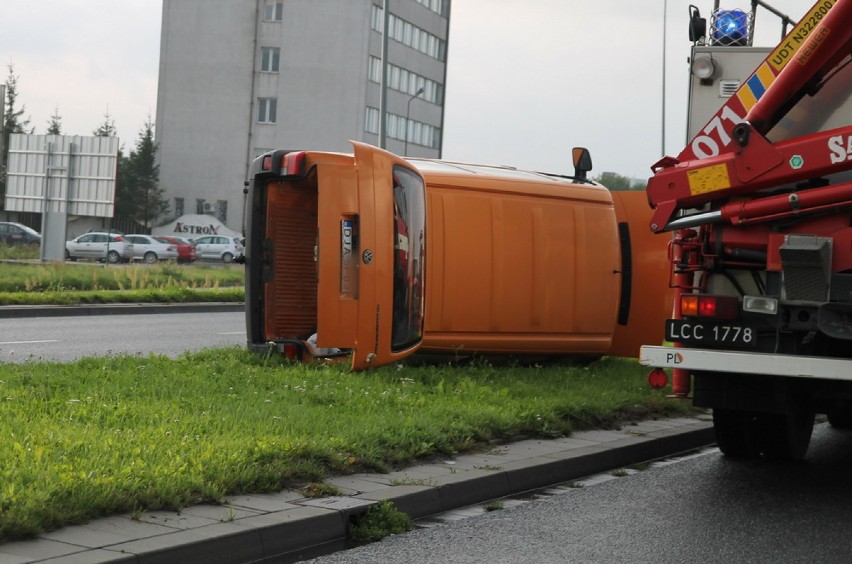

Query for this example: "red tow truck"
[640,0,851,459]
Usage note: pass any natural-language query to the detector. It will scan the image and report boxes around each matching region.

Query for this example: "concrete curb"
[0,417,715,563]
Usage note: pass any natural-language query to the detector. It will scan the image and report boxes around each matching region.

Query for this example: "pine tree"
[93,110,117,137]
[46,107,62,135]
[2,64,32,199]
[115,116,169,228]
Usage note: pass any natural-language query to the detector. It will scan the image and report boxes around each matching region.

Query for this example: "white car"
[124,234,179,263]
[65,232,135,263]
[193,235,244,263]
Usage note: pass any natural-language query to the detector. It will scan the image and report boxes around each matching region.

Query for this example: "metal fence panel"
[5,134,119,218]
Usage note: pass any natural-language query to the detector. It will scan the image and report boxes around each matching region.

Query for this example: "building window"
[365,106,441,150]
[257,97,277,124]
[174,197,184,217]
[365,107,380,134]
[371,6,446,62]
[263,1,283,21]
[260,47,280,72]
[413,0,446,17]
[368,56,444,105]
[196,198,206,214]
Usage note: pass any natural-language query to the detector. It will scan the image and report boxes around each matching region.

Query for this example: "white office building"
[155,0,450,234]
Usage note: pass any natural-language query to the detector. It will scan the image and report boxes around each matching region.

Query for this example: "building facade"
[155,0,450,234]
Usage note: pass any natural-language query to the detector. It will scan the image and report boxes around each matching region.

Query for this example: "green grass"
[0,351,693,542]
[0,263,245,304]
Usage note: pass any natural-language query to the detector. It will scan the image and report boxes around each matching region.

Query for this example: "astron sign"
[152,214,241,240]
[174,222,220,235]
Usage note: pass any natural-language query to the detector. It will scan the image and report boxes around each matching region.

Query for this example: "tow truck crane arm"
[647,0,852,233]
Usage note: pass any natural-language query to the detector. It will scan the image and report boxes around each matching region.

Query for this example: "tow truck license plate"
[666,319,757,348]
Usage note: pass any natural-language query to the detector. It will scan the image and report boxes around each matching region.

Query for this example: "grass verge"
[0,262,245,305]
[0,350,693,542]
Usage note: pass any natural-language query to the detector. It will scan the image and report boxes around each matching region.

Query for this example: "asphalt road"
[0,310,246,363]
[310,422,852,563]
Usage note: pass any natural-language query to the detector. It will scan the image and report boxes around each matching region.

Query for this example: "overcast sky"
[2,0,808,180]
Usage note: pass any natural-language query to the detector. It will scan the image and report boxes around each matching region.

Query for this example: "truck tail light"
[680,294,739,320]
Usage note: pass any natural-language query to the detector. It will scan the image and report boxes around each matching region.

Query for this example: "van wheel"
[222,252,234,263]
[144,251,158,264]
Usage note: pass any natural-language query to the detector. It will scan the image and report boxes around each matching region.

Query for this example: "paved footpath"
[0,416,713,564]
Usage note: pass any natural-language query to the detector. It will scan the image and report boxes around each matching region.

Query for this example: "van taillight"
[281,152,306,176]
[282,343,300,360]
[261,155,273,171]
[680,294,739,319]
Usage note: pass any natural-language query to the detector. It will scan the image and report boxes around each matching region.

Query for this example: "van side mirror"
[572,147,592,180]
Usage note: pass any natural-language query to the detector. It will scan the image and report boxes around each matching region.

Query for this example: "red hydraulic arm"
[647,0,852,233]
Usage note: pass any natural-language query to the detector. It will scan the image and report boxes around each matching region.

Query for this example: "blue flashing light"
[712,9,748,46]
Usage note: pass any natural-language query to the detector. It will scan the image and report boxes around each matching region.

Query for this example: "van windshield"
[391,165,427,352]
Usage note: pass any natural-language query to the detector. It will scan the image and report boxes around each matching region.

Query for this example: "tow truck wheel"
[713,409,759,459]
[754,408,814,461]
[827,411,852,429]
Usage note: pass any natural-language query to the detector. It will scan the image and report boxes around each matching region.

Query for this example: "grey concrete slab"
[40,515,176,548]
[38,549,137,564]
[133,510,219,530]
[0,538,89,561]
[225,490,305,512]
[178,503,262,522]
[108,521,263,564]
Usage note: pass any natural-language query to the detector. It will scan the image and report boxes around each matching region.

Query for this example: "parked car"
[193,235,244,263]
[124,234,179,263]
[65,232,134,263]
[0,222,41,245]
[155,236,197,263]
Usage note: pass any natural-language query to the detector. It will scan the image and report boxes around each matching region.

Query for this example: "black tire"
[827,411,852,429]
[753,408,814,461]
[713,409,760,459]
[222,252,234,264]
[107,250,120,264]
[144,251,158,264]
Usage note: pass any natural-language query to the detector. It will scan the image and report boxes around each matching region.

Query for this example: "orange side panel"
[422,180,620,356]
[263,180,318,340]
[609,191,674,358]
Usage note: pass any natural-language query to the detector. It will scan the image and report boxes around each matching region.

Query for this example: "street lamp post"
[404,87,425,156]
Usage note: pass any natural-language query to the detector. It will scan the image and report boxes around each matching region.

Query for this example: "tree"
[46,107,62,135]
[93,110,117,137]
[594,172,647,191]
[2,64,32,201]
[115,116,169,228]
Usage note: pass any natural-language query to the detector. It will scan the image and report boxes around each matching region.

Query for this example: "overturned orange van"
[243,143,672,369]
[410,155,671,360]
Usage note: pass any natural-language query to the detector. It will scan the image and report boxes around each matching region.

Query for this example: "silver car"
[65,232,134,263]
[124,234,179,263]
[193,235,244,263]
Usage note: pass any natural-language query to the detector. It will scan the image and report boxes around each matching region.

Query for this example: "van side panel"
[423,181,620,355]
